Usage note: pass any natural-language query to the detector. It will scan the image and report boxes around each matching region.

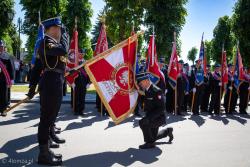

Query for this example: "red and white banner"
[66,30,79,87]
[221,50,228,84]
[93,23,108,57]
[85,35,139,124]
[146,36,165,83]
[168,40,179,89]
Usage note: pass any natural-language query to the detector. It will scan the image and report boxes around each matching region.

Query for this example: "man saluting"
[136,72,174,149]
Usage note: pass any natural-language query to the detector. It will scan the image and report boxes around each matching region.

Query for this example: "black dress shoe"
[166,127,174,143]
[51,135,66,144]
[38,144,62,166]
[49,139,60,149]
[139,143,155,149]
[1,111,7,117]
[49,150,62,159]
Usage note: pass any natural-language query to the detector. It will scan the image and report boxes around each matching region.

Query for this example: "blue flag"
[31,24,45,65]
[195,34,205,86]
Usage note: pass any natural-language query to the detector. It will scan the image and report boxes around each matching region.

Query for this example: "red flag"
[221,51,228,84]
[66,30,79,87]
[85,35,138,124]
[93,23,108,57]
[146,36,165,83]
[168,41,179,88]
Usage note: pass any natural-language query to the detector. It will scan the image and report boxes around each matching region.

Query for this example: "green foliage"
[204,40,212,65]
[0,0,14,38]
[144,0,187,60]
[104,0,144,43]
[20,0,67,62]
[63,0,93,59]
[211,15,234,64]
[187,47,198,65]
[232,0,250,66]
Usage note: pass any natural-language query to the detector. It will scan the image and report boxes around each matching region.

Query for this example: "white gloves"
[229,86,233,90]
[11,80,14,85]
[185,91,189,95]
[86,84,90,89]
[248,87,250,90]
[193,88,196,93]
[0,67,1,73]
[231,77,234,81]
[219,82,222,86]
[165,89,168,94]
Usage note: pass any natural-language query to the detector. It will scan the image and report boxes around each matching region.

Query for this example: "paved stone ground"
[0,102,250,167]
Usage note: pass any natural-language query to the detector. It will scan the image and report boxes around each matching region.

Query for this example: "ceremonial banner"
[31,24,44,65]
[93,23,108,57]
[65,30,79,87]
[146,36,165,84]
[85,34,139,124]
[221,50,228,84]
[195,34,206,86]
[168,40,179,89]
[234,47,244,88]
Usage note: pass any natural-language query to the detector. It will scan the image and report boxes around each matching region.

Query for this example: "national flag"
[85,34,139,124]
[195,34,206,85]
[221,50,228,84]
[146,35,165,84]
[65,29,79,87]
[31,24,44,65]
[168,40,179,89]
[93,23,108,57]
[234,46,244,88]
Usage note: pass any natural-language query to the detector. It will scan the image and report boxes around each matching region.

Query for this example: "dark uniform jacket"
[144,84,166,127]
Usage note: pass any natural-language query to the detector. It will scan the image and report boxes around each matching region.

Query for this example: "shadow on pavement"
[0,134,37,166]
[188,115,206,127]
[63,147,162,167]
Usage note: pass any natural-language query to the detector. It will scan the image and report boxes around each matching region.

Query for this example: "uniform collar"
[45,34,59,43]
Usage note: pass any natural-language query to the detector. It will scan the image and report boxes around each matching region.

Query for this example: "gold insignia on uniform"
[47,43,56,49]
[60,56,67,63]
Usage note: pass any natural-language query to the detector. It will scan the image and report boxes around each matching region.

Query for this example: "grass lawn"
[11,84,96,94]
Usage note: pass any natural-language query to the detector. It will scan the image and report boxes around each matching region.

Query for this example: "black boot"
[50,128,65,144]
[49,138,60,149]
[166,127,174,143]
[139,143,155,149]
[38,144,62,166]
[1,111,7,117]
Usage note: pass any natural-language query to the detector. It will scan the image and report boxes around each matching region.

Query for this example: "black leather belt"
[44,68,64,74]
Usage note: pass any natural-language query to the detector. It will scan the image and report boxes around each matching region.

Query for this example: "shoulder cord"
[43,39,58,70]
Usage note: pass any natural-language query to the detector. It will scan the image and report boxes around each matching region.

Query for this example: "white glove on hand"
[86,84,90,89]
[165,89,168,94]
[231,77,234,81]
[193,88,196,93]
[11,80,14,85]
[0,67,2,73]
[219,82,222,86]
[229,86,233,90]
[248,87,250,90]
[185,92,189,95]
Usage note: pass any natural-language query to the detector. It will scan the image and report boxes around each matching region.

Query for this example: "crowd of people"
[134,58,250,117]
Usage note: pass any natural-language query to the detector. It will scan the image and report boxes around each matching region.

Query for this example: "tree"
[204,40,213,65]
[211,15,234,64]
[0,0,14,38]
[187,47,198,65]
[104,0,144,44]
[20,0,67,61]
[63,0,93,60]
[232,0,250,66]
[144,0,187,60]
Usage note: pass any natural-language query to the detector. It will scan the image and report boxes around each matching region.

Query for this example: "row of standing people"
[162,60,250,116]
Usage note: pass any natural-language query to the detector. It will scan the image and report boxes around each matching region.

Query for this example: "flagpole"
[151,26,155,67]
[219,43,224,114]
[73,16,78,113]
[174,32,177,115]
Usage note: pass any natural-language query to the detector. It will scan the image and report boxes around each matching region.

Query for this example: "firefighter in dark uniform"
[176,60,185,115]
[188,65,196,111]
[208,64,222,115]
[165,66,175,114]
[201,64,212,112]
[136,72,173,149]
[73,50,90,116]
[0,40,14,117]
[238,67,249,114]
[182,63,190,112]
[27,17,69,166]
[223,64,238,114]
[191,60,205,115]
